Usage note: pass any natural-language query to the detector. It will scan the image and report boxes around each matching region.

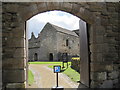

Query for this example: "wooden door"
[79,20,90,87]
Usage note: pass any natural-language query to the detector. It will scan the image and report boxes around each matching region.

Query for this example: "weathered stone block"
[90,44,103,53]
[89,26,104,44]
[101,80,113,88]
[91,62,114,72]
[4,3,19,13]
[72,3,81,14]
[3,69,25,83]
[113,64,120,70]
[95,26,105,35]
[108,71,119,79]
[103,53,118,60]
[110,13,118,19]
[113,79,119,84]
[61,2,73,12]
[91,80,100,88]
[13,48,25,58]
[90,53,103,62]
[89,3,103,12]
[91,72,107,81]
[2,58,24,69]
[6,83,25,88]
[96,36,104,44]
[102,44,117,52]
[18,6,31,21]
[4,37,24,48]
[46,2,61,10]
[107,6,116,12]
[37,2,48,12]
[77,7,95,24]
[105,65,113,71]
[12,27,24,38]
[91,63,106,72]
[104,37,117,44]
[101,17,109,26]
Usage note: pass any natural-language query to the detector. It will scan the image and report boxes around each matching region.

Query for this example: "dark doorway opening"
[49,53,53,61]
[34,53,38,61]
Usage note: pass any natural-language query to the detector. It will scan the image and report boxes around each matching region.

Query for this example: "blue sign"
[54,66,61,73]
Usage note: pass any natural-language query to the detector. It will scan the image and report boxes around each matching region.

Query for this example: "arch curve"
[19,2,96,24]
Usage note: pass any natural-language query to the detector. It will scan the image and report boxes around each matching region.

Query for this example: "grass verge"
[28,70,34,86]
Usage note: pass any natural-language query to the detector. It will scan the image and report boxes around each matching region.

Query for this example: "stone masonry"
[2,2,120,89]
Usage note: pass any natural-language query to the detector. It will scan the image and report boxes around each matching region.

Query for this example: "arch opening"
[26,10,88,88]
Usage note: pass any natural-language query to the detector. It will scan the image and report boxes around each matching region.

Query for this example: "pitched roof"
[47,23,79,37]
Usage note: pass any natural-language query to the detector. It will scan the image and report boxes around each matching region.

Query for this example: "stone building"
[28,23,80,61]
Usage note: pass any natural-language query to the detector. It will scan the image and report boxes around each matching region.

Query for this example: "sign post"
[52,66,64,90]
[54,66,61,87]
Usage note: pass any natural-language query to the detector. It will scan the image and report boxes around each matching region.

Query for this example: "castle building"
[28,23,80,61]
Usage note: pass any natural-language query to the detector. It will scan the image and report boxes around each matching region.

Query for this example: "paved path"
[28,64,79,88]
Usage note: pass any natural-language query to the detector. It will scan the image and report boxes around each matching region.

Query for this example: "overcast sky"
[27,10,85,39]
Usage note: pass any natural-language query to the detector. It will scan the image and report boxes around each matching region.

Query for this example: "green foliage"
[28,70,34,86]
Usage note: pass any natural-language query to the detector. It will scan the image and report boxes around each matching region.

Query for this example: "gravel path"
[28,64,79,88]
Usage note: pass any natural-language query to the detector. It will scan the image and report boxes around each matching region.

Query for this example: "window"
[66,39,69,46]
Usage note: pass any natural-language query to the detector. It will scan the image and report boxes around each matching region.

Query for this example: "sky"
[27,10,85,39]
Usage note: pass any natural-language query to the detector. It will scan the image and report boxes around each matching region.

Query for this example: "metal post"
[67,62,68,68]
[62,62,64,68]
[56,72,58,87]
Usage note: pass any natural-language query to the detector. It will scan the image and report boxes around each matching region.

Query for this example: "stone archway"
[2,2,120,89]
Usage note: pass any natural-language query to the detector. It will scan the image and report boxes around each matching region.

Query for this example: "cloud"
[27,10,85,39]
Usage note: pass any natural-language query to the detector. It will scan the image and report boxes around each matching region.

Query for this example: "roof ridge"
[49,23,78,37]
[45,22,78,37]
[49,23,71,31]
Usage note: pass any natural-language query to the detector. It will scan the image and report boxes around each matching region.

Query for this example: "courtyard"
[28,62,79,88]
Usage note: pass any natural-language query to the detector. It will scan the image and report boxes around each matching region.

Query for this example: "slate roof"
[47,23,79,37]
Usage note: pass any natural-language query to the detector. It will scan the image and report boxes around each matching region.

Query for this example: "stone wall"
[2,2,120,89]
[88,2,120,88]
[2,3,27,88]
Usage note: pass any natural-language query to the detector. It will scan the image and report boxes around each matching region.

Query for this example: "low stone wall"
[71,59,80,73]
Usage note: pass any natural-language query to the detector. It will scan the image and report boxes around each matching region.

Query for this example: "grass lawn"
[28,61,63,64]
[28,61,80,83]
[28,70,34,86]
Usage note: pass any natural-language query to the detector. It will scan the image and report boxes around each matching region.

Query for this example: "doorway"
[34,53,38,61]
[49,53,53,61]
